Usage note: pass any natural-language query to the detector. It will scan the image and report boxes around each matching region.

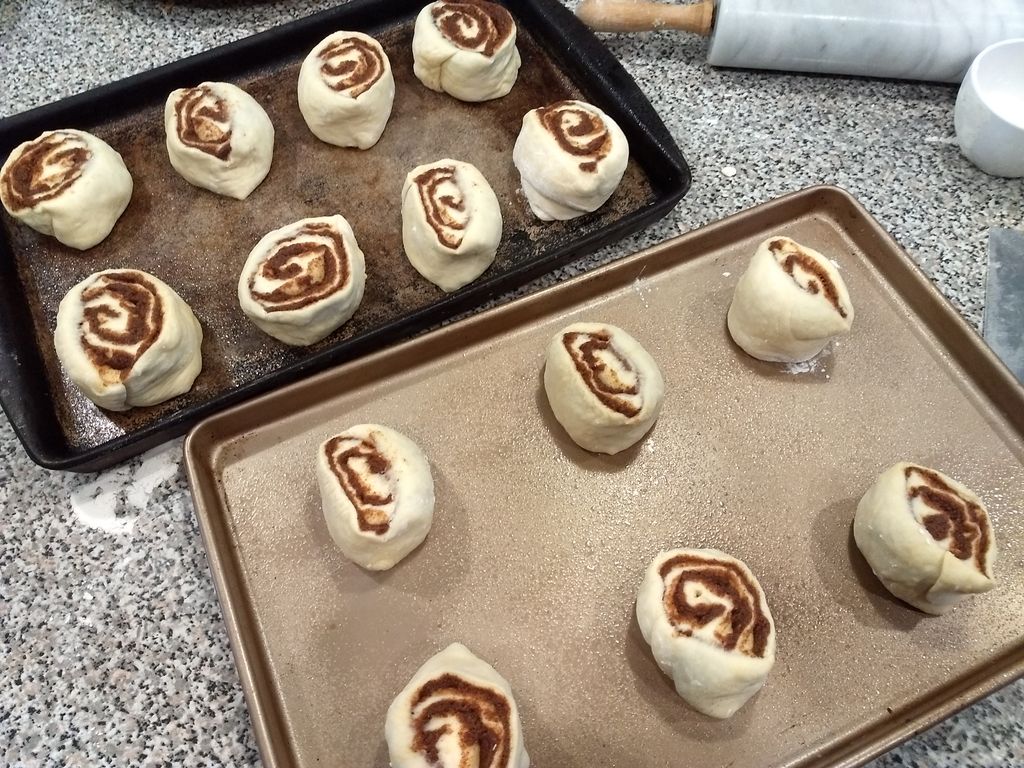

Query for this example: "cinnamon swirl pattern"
[0,129,133,250]
[543,322,664,454]
[385,643,530,768]
[238,215,366,346]
[297,31,395,149]
[164,81,274,199]
[402,159,502,292]
[854,463,997,614]
[412,0,521,102]
[727,236,854,363]
[636,548,777,719]
[316,424,434,570]
[53,269,203,411]
[513,100,629,221]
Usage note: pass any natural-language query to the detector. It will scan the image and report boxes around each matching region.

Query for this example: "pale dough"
[543,321,664,454]
[512,100,629,221]
[385,642,530,768]
[401,158,502,292]
[238,214,366,347]
[297,31,395,149]
[0,129,133,250]
[54,269,202,411]
[164,81,274,199]
[854,462,997,614]
[727,236,854,363]
[316,424,434,571]
[636,547,777,719]
[412,0,521,102]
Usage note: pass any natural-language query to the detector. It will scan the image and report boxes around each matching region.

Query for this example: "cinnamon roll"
[727,237,854,363]
[412,0,521,102]
[53,269,203,411]
[402,159,502,292]
[238,215,366,346]
[297,31,395,149]
[164,81,274,199]
[385,643,530,768]
[543,322,664,454]
[636,548,777,719]
[512,100,629,221]
[854,463,997,614]
[316,424,434,570]
[0,129,133,250]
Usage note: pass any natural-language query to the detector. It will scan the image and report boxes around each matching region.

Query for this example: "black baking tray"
[0,0,690,472]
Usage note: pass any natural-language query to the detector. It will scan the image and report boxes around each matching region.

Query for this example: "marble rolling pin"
[577,0,1024,82]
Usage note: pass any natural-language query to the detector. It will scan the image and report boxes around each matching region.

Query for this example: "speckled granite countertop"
[1,1,1022,766]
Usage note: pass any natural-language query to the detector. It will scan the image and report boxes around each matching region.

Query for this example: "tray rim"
[0,0,691,472]
[185,184,1024,768]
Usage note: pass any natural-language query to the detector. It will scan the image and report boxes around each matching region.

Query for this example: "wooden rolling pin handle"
[576,0,715,35]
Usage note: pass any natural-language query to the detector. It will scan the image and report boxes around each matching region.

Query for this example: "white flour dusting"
[633,266,652,308]
[125,445,181,510]
[69,467,133,534]
[632,277,650,308]
[783,344,834,375]
[69,441,181,534]
[783,358,821,375]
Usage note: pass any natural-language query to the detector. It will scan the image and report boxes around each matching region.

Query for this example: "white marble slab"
[709,0,1024,82]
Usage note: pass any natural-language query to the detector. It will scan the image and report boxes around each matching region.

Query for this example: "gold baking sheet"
[185,186,1024,768]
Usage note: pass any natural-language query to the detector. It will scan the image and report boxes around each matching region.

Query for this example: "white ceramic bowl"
[954,38,1024,178]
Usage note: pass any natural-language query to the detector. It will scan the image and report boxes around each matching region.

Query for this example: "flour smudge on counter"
[69,441,182,533]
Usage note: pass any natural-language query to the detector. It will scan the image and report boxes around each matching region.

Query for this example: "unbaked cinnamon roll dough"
[727,236,854,363]
[854,463,997,614]
[0,129,133,250]
[385,643,530,768]
[54,269,203,411]
[636,548,777,719]
[513,100,629,221]
[543,322,664,454]
[401,158,502,292]
[412,0,521,102]
[238,214,366,346]
[298,31,395,149]
[316,424,434,571]
[164,81,275,199]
